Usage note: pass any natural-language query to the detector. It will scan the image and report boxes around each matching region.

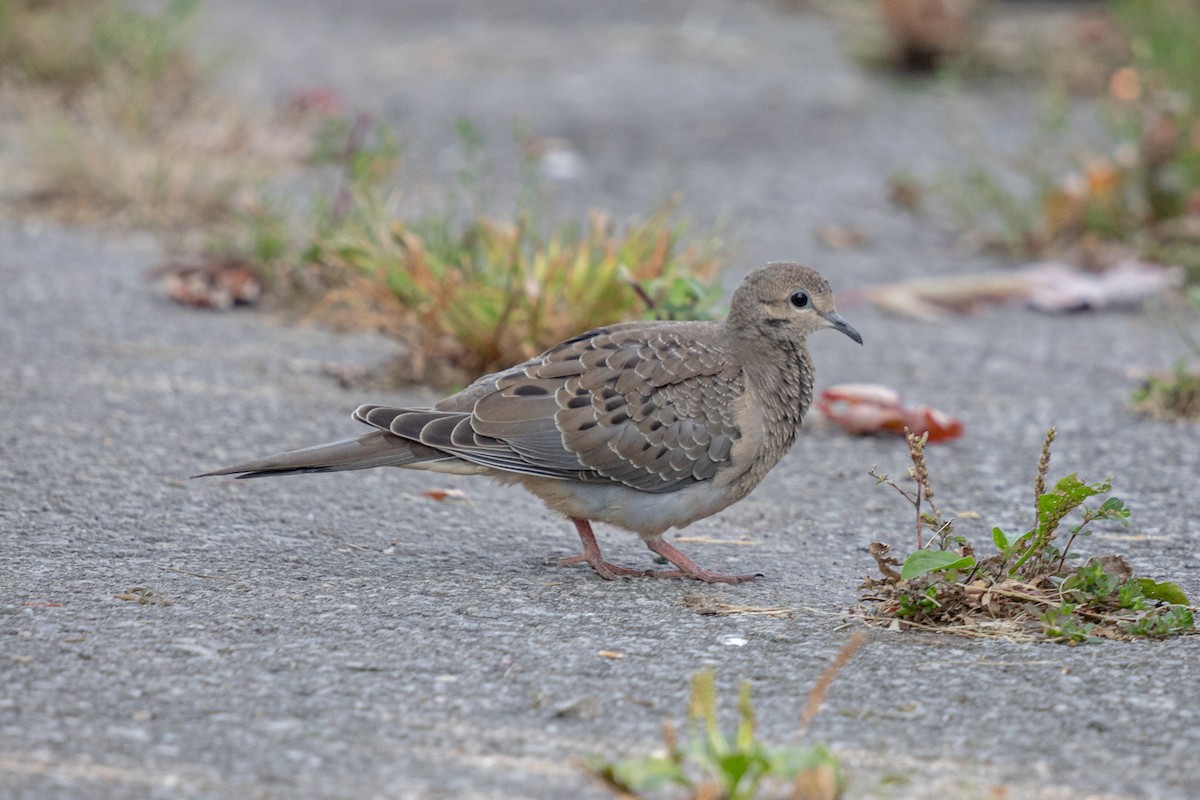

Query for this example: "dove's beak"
[823,311,862,345]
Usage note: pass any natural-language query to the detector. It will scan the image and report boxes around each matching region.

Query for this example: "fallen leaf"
[153,259,264,310]
[420,488,468,502]
[1024,260,1184,312]
[867,542,903,581]
[817,384,964,442]
[597,650,624,659]
[854,260,1183,320]
[853,273,1031,320]
[114,587,172,606]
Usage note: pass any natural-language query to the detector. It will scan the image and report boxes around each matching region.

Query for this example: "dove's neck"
[730,328,814,448]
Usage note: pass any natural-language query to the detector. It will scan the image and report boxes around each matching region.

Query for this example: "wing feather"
[350,321,743,491]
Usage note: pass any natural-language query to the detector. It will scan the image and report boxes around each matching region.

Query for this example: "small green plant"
[1122,604,1195,637]
[1132,287,1200,420]
[308,196,724,385]
[1133,358,1200,420]
[310,112,403,188]
[588,636,862,800]
[858,428,1196,643]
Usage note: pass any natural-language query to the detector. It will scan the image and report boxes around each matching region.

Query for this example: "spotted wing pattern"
[355,322,745,493]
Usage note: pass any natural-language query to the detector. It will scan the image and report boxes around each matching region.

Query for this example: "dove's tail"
[193,431,450,479]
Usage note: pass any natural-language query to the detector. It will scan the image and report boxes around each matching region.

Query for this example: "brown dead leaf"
[154,259,263,310]
[114,587,172,606]
[420,488,468,502]
[854,272,1031,320]
[817,384,964,442]
[1024,260,1184,312]
[867,542,902,581]
[856,259,1183,320]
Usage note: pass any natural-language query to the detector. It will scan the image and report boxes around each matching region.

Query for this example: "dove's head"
[727,262,862,349]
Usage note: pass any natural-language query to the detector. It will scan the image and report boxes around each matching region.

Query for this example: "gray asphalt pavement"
[3,2,1199,798]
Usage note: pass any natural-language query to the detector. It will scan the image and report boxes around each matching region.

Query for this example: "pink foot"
[552,552,655,580]
[553,519,654,580]
[645,538,763,584]
[552,519,763,584]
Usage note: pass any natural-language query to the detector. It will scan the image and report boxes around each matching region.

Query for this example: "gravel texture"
[3,2,1198,798]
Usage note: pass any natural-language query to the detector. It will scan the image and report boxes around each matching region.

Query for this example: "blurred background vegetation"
[1,0,1198,402]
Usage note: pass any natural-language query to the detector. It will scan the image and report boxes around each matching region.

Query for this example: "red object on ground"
[816,383,964,443]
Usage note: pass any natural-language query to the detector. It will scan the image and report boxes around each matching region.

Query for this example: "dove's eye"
[789,290,810,309]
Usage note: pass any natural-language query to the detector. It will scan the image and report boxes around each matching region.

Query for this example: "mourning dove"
[197,262,861,583]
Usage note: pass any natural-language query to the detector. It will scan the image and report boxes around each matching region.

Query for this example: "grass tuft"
[857,428,1196,643]
[588,635,863,800]
[1132,358,1200,420]
[302,191,724,385]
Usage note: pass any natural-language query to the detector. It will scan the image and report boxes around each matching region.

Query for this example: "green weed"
[1133,358,1200,420]
[588,636,862,800]
[858,428,1196,643]
[1132,287,1200,420]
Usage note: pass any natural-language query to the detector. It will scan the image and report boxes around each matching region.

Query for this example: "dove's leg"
[644,538,763,584]
[554,518,656,580]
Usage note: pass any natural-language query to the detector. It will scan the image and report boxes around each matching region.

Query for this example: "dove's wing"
[355,321,745,493]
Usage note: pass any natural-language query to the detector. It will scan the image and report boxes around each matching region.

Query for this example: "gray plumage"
[197,261,861,583]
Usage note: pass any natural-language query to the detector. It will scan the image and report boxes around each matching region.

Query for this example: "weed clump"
[1133,358,1200,421]
[1132,288,1200,421]
[856,428,1195,643]
[304,198,723,386]
[588,635,863,800]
